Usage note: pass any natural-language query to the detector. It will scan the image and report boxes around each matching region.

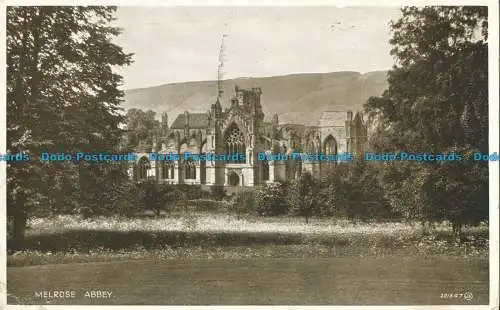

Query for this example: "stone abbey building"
[130,86,367,188]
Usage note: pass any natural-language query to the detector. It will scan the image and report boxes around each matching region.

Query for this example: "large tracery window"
[225,123,246,164]
[184,160,196,180]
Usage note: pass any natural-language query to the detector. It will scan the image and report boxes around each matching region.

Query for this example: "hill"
[122,71,388,126]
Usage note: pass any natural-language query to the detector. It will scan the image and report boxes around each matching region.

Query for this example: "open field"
[7,213,489,305]
[8,257,488,305]
[7,213,488,264]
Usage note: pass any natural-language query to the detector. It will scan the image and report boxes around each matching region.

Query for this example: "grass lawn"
[8,257,488,305]
[7,213,489,305]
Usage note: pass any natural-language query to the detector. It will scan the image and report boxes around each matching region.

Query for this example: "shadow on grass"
[15,230,314,251]
[10,227,489,252]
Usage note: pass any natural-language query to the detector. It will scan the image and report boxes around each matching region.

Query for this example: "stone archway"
[228,171,240,186]
[324,135,338,155]
[323,135,338,171]
[137,156,150,180]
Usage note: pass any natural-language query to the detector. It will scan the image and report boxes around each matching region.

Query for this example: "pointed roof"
[171,113,209,129]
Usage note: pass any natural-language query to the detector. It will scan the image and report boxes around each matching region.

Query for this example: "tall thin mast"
[217,34,227,99]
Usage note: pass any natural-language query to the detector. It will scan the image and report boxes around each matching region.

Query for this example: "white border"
[0,1,498,310]
[0,0,497,6]
[488,0,500,308]
[0,1,5,309]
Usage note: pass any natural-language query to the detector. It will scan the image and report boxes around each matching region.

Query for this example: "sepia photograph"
[1,2,499,308]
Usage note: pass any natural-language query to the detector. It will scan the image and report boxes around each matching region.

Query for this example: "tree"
[124,108,160,151]
[364,6,488,236]
[7,7,132,249]
[288,172,318,223]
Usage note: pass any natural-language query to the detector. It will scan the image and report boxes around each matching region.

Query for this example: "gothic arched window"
[262,159,269,181]
[324,135,338,155]
[137,157,150,180]
[184,160,196,180]
[161,161,168,179]
[228,171,240,186]
[307,140,315,153]
[162,161,175,179]
[324,135,338,165]
[285,160,296,180]
[296,157,302,179]
[225,123,246,164]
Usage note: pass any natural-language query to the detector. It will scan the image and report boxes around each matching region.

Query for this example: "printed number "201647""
[440,292,474,301]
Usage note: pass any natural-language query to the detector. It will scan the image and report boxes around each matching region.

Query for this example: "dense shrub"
[211,162,396,221]
[255,182,290,216]
[137,181,186,216]
[78,206,94,219]
[316,165,349,217]
[113,182,143,217]
[229,189,259,217]
[172,184,208,200]
[303,162,393,222]
[186,199,228,212]
[345,160,393,222]
[209,185,227,200]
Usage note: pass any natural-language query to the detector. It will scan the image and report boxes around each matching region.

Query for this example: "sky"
[113,7,402,90]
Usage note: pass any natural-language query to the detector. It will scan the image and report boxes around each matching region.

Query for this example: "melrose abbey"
[129,86,368,189]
